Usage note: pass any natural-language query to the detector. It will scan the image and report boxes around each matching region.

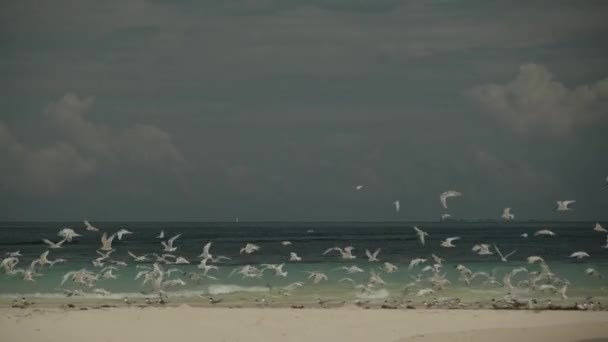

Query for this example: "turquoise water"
[1,222,607,306]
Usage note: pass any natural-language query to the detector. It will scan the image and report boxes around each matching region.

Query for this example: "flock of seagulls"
[2,185,608,310]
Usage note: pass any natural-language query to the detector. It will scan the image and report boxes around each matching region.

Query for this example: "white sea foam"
[207,284,270,295]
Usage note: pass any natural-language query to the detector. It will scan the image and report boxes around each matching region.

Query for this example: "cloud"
[0,93,184,195]
[468,63,608,134]
[0,121,97,194]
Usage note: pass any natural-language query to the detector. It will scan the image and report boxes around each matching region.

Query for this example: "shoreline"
[1,307,607,342]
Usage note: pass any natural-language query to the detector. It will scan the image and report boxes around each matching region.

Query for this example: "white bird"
[585,268,602,278]
[198,242,213,259]
[365,248,381,262]
[521,233,528,238]
[42,238,67,249]
[157,230,165,239]
[556,200,576,211]
[413,226,429,246]
[440,190,462,209]
[334,265,364,274]
[240,243,260,254]
[382,262,398,273]
[175,256,190,264]
[501,207,515,220]
[58,228,81,242]
[408,258,427,269]
[431,254,444,265]
[527,256,545,264]
[440,237,460,248]
[289,252,302,262]
[323,246,356,259]
[494,245,517,262]
[440,213,451,221]
[281,241,292,246]
[84,220,99,232]
[161,234,182,252]
[99,233,116,251]
[393,200,400,213]
[602,235,608,249]
[355,185,363,190]
[569,251,590,260]
[262,263,288,277]
[116,229,133,240]
[127,251,149,262]
[6,251,21,257]
[472,244,493,255]
[534,229,555,237]
[306,271,328,284]
[593,223,607,233]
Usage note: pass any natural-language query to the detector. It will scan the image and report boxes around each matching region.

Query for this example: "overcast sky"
[1,1,607,221]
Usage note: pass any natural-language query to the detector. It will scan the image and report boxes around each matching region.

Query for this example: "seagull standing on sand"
[556,200,576,211]
[440,237,460,248]
[413,226,429,246]
[440,190,462,209]
[84,220,99,232]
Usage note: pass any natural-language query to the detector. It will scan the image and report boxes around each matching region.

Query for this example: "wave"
[207,284,270,295]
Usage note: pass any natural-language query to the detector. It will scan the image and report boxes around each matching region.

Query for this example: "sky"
[1,1,607,221]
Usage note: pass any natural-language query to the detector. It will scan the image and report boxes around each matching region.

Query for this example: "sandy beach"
[1,307,607,342]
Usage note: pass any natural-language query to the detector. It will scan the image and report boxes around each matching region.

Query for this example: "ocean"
[1,221,607,307]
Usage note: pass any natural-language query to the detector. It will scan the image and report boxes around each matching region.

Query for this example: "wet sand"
[1,307,607,342]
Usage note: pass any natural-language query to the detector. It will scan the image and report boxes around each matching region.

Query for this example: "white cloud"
[468,63,608,134]
[0,93,184,195]
[0,121,97,194]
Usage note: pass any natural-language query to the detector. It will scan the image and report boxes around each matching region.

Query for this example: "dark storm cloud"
[0,0,607,220]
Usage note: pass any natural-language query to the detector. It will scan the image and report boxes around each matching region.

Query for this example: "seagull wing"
[494,245,505,259]
[169,234,182,244]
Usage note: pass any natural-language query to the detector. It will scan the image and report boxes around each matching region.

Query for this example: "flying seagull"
[556,200,576,211]
[393,200,400,213]
[440,237,460,248]
[413,226,429,246]
[501,208,514,220]
[84,220,99,232]
[440,190,462,209]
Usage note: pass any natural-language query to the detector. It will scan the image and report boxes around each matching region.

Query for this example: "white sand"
[1,307,607,342]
